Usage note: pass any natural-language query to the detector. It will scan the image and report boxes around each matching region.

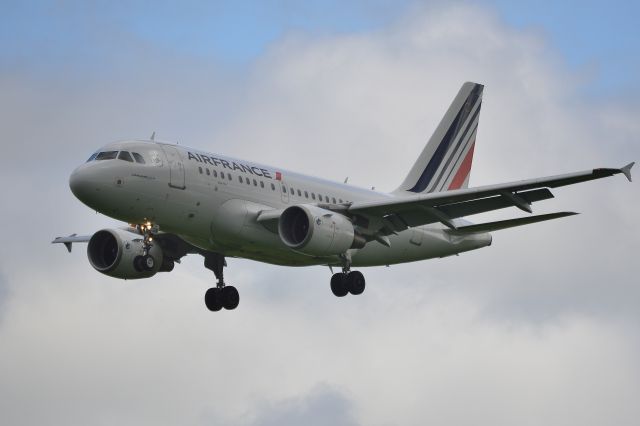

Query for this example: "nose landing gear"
[204,253,239,311]
[133,221,158,272]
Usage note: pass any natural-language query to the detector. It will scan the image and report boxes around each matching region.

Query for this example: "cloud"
[0,2,638,426]
[0,271,8,319]
[246,385,357,426]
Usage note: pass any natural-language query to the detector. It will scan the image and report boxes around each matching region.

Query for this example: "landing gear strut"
[133,221,157,272]
[204,253,239,311]
[330,253,366,297]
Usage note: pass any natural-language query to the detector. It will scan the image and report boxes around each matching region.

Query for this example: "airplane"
[53,82,634,312]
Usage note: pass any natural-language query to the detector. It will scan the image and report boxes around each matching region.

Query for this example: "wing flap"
[447,212,578,234]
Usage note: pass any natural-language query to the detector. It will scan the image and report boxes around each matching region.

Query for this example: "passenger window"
[271,183,276,190]
[239,176,243,183]
[206,168,210,176]
[304,191,309,198]
[290,188,294,195]
[253,179,258,186]
[260,181,264,188]
[246,179,251,185]
[213,170,218,177]
[339,199,343,203]
[199,167,203,174]
[332,197,336,204]
[227,173,232,180]
[132,152,145,164]
[297,189,302,196]
[282,186,286,193]
[117,151,134,162]
[95,151,118,161]
[311,193,316,200]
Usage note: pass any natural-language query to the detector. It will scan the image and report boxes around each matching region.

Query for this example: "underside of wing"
[447,212,578,234]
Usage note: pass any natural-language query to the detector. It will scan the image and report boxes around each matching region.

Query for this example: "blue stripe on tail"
[408,84,482,193]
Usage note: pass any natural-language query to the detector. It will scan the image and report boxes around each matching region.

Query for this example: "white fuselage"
[69,140,491,267]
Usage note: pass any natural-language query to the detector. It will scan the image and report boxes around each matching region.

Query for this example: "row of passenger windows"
[197,166,348,204]
[87,150,145,164]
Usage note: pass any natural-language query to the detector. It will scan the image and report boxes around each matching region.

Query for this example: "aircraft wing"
[348,163,634,233]
[52,231,200,259]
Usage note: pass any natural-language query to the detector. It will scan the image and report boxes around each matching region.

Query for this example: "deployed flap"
[447,212,578,234]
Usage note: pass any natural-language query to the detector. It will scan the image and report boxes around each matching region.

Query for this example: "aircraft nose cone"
[69,167,91,201]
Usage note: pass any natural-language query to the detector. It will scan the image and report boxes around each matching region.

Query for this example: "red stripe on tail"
[448,142,475,190]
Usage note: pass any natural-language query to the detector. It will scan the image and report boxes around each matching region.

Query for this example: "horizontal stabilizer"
[52,234,91,252]
[447,212,578,234]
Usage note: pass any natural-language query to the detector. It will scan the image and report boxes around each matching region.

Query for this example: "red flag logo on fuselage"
[276,171,282,181]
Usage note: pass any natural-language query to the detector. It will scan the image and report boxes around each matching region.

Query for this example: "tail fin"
[394,82,483,194]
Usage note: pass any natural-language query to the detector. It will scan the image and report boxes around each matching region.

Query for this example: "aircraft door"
[280,182,289,203]
[160,145,186,189]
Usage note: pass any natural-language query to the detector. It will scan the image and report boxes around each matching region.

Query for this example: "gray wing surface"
[349,163,633,233]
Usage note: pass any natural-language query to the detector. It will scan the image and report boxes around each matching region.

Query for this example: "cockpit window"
[118,151,134,162]
[132,152,145,164]
[95,151,118,161]
[86,152,98,162]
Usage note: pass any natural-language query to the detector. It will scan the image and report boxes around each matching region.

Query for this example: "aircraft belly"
[351,227,491,267]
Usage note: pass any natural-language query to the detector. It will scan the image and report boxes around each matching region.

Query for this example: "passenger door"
[160,145,186,189]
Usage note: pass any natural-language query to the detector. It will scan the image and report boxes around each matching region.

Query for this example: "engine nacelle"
[87,228,163,279]
[278,205,365,257]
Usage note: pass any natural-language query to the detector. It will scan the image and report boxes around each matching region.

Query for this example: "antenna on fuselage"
[150,131,156,141]
[344,177,349,184]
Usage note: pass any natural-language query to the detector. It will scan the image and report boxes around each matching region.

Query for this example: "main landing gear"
[204,253,239,311]
[133,221,157,272]
[330,254,365,297]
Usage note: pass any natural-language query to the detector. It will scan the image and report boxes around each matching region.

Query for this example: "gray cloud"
[246,385,357,426]
[0,271,7,320]
[0,3,638,426]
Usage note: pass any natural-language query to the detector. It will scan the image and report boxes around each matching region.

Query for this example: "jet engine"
[87,228,164,279]
[278,205,365,257]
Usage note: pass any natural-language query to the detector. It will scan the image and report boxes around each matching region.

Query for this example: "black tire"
[160,258,175,272]
[142,255,155,271]
[133,255,145,272]
[330,273,348,297]
[204,288,223,312]
[222,286,240,310]
[347,271,365,295]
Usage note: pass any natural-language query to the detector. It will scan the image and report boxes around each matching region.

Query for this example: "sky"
[0,1,639,425]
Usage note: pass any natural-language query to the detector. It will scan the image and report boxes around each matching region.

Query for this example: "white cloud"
[0,3,638,426]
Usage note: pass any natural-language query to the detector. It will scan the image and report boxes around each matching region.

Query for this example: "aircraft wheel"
[133,255,144,272]
[142,255,155,271]
[205,288,223,312]
[221,286,240,310]
[347,271,365,295]
[330,273,348,297]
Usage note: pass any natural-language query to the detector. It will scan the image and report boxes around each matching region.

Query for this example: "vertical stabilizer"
[394,82,483,194]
